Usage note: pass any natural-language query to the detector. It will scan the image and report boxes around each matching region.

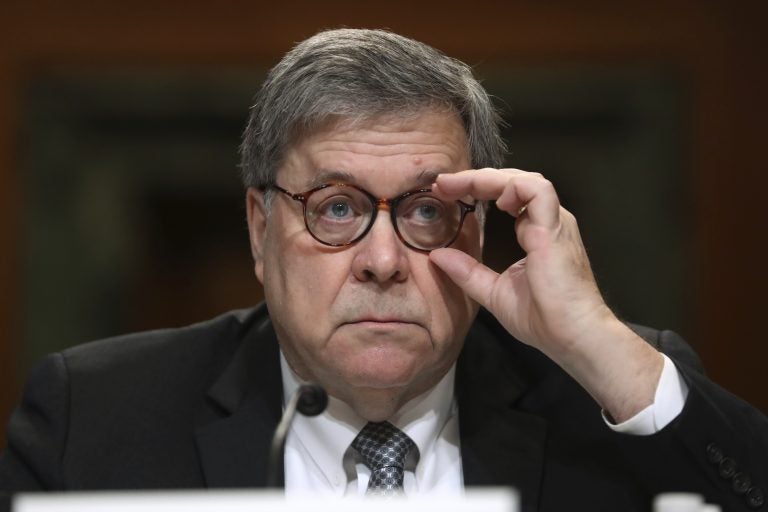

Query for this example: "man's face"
[246,111,482,418]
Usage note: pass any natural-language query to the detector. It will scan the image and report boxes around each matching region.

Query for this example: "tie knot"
[351,421,417,496]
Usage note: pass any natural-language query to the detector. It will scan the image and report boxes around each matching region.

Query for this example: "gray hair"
[239,28,506,193]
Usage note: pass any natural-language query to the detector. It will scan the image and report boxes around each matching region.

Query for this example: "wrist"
[553,315,664,422]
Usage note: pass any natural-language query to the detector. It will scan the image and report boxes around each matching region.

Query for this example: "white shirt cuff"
[602,354,690,435]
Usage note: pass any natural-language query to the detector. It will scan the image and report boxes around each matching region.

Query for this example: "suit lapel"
[194,308,284,488]
[457,310,547,510]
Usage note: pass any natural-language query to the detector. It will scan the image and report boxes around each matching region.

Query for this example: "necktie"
[351,421,418,497]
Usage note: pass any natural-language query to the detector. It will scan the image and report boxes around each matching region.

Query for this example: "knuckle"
[560,208,580,230]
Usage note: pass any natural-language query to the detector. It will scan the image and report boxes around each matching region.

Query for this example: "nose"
[351,211,410,284]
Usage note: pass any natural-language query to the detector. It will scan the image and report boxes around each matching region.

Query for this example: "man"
[1,28,766,511]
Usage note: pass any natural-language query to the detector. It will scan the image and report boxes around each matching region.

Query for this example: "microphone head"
[296,384,328,416]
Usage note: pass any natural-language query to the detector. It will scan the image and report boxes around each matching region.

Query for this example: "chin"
[342,353,425,390]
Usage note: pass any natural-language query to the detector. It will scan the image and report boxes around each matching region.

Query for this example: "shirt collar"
[280,352,456,489]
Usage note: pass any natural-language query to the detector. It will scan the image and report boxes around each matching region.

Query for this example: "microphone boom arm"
[267,384,328,488]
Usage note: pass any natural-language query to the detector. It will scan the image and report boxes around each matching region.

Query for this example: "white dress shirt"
[281,352,688,496]
[605,353,690,435]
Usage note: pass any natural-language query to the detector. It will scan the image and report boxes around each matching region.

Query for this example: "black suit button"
[733,473,752,494]
[719,457,737,479]
[747,486,765,509]
[706,442,724,463]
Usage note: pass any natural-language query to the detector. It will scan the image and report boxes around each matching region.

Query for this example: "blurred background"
[1,0,766,445]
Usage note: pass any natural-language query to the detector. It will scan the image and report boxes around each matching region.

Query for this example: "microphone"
[267,383,328,488]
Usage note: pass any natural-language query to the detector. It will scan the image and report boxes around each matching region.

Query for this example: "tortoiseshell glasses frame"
[268,182,476,252]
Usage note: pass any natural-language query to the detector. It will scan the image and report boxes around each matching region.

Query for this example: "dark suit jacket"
[1,304,766,511]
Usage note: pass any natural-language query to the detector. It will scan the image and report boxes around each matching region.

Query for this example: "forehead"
[280,111,470,190]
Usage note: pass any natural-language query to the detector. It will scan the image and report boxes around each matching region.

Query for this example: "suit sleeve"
[0,353,71,493]
[640,330,768,510]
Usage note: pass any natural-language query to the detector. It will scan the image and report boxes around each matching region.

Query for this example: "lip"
[343,317,419,326]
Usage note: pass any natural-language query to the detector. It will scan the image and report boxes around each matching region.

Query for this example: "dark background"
[1,1,766,447]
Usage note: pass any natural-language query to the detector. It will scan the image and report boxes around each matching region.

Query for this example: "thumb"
[429,248,498,309]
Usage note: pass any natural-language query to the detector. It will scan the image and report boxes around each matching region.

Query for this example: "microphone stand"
[267,384,328,488]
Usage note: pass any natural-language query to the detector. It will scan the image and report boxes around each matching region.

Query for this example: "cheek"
[262,244,354,383]
[264,210,337,298]
[267,252,335,309]
[432,222,482,336]
[417,256,478,344]
[263,230,352,338]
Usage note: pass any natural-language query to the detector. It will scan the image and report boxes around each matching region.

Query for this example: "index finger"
[435,168,561,227]
[433,168,527,201]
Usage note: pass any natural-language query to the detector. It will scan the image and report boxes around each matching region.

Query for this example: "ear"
[246,187,267,284]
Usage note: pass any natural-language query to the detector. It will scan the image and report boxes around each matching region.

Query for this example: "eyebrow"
[307,170,356,189]
[307,168,442,190]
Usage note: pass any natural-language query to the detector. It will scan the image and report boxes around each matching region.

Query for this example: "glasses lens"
[305,185,373,245]
[396,192,463,250]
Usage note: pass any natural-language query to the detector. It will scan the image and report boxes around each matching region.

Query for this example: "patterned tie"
[351,421,418,497]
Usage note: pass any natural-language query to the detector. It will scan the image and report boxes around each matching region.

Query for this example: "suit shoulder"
[64,307,258,361]
[58,306,268,392]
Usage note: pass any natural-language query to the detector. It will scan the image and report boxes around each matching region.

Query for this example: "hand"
[430,168,663,421]
[431,168,604,356]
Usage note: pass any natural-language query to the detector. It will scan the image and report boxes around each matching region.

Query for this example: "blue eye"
[416,204,438,220]
[314,195,361,222]
[329,201,351,218]
[400,196,445,225]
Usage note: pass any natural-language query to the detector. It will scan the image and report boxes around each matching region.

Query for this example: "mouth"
[342,317,421,328]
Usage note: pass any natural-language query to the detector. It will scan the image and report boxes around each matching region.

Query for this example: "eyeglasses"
[271,182,476,252]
